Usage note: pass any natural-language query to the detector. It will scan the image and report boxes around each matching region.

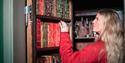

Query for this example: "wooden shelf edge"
[36,15,71,22]
[75,37,95,42]
[37,47,59,56]
[37,47,59,51]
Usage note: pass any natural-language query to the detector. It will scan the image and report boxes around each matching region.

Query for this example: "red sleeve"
[59,32,106,63]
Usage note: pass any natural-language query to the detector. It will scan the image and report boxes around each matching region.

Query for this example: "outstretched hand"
[59,21,68,32]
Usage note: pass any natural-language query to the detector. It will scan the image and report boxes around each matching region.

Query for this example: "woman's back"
[60,32,107,63]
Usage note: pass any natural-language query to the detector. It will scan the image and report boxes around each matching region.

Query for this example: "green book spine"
[57,0,62,17]
[36,0,38,15]
[42,22,48,47]
[65,0,69,18]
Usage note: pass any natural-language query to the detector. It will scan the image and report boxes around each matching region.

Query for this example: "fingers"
[60,21,67,28]
[59,21,65,28]
[59,21,63,28]
[59,21,68,32]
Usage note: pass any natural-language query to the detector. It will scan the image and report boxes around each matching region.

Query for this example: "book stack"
[37,0,71,19]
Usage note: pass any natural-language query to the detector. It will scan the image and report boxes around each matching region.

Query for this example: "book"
[38,0,44,15]
[37,54,61,63]
[36,19,42,48]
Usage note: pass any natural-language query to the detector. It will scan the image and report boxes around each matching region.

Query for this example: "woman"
[59,9,123,63]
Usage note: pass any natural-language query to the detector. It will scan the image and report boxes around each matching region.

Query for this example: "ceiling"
[73,0,124,11]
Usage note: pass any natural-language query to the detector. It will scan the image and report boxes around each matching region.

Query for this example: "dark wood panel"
[74,0,123,11]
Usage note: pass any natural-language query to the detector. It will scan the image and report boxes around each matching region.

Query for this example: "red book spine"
[41,22,43,48]
[48,22,60,47]
[36,19,41,48]
[53,23,60,47]
[38,0,44,15]
[48,22,54,47]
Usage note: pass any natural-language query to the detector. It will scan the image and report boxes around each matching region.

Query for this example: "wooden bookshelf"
[36,15,71,22]
[31,0,73,62]
[37,47,59,57]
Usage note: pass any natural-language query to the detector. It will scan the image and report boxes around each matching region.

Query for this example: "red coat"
[59,32,107,63]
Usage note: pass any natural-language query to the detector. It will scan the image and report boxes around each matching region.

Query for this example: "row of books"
[36,0,72,19]
[74,17,95,38]
[37,54,61,63]
[36,19,60,48]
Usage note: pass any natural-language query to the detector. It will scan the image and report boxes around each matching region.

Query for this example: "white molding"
[3,0,13,63]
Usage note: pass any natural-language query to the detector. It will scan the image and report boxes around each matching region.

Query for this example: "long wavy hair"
[97,9,123,63]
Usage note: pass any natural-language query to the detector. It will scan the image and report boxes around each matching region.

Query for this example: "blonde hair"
[98,9,123,63]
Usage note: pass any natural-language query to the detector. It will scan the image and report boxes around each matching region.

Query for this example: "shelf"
[75,37,95,42]
[36,15,71,22]
[37,47,59,57]
[74,0,123,11]
[75,12,96,17]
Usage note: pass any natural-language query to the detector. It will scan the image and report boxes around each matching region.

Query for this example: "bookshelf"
[35,14,71,60]
[30,0,72,63]
[72,0,124,50]
[73,12,96,50]
[26,0,125,63]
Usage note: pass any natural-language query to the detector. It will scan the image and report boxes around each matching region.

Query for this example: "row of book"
[75,17,95,38]
[36,0,72,19]
[36,19,60,48]
[37,54,61,63]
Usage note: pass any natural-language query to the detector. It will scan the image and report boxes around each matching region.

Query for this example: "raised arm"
[59,21,106,63]
[59,21,79,63]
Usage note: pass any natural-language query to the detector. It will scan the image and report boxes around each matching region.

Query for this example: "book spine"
[65,0,69,19]
[38,0,44,15]
[41,22,43,48]
[42,22,48,47]
[52,0,57,17]
[53,23,60,47]
[57,0,62,18]
[48,23,54,47]
[45,0,53,16]
[69,0,72,20]
[62,0,65,18]
[37,55,61,63]
[36,19,41,48]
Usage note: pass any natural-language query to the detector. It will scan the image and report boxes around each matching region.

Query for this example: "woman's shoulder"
[79,39,106,62]
[81,39,105,51]
[94,39,105,48]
